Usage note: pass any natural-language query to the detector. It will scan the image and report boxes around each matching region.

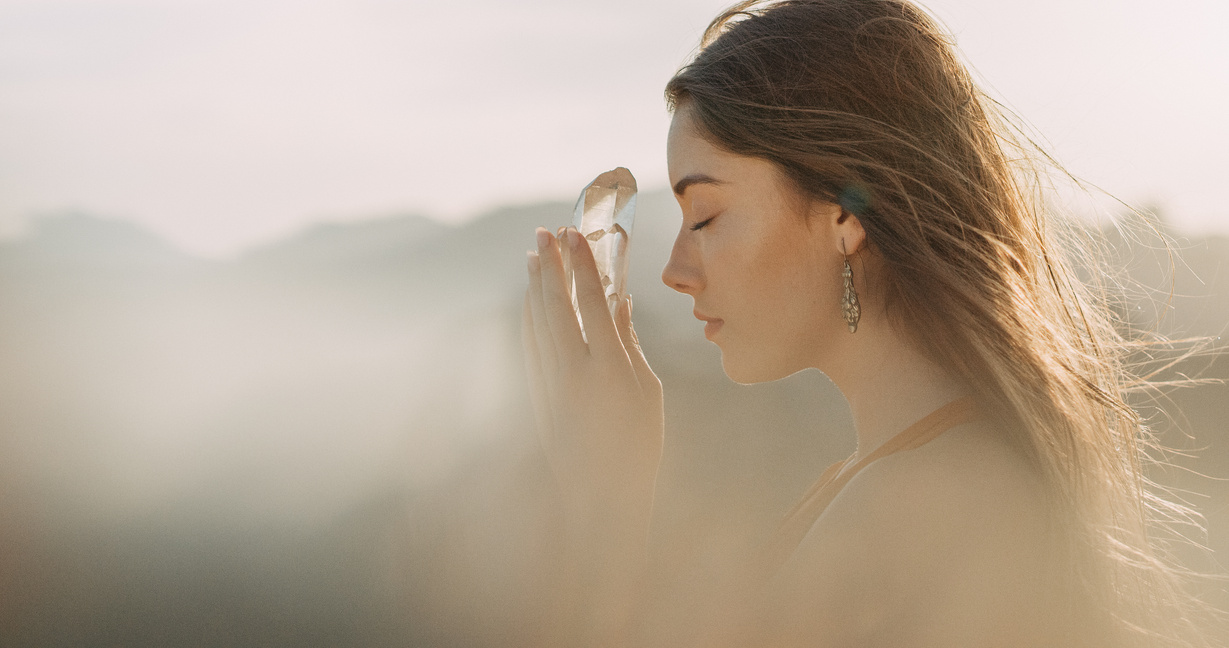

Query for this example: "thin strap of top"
[759,396,979,580]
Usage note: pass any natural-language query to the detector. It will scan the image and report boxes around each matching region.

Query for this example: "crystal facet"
[566,167,637,335]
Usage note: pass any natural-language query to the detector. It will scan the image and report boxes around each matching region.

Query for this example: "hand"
[523,226,664,527]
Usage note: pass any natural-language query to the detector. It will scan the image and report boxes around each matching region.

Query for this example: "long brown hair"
[665,1,1216,645]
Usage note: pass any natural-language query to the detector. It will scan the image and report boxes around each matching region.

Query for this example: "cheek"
[719,248,835,382]
[744,236,829,318]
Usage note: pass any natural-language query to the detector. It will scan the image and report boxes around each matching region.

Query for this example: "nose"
[661,228,703,295]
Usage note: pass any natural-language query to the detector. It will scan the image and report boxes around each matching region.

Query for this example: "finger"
[564,227,625,362]
[556,225,571,301]
[536,227,587,360]
[556,226,574,325]
[615,294,661,397]
[527,250,558,387]
[522,289,554,442]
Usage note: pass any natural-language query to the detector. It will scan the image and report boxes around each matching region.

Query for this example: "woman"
[523,1,1215,645]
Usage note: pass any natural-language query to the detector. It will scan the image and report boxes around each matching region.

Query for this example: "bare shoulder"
[845,419,1050,534]
[768,421,1067,646]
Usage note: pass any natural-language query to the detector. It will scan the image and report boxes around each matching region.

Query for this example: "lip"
[694,310,724,340]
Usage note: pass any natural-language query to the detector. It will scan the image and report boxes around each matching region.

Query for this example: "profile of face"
[662,106,859,384]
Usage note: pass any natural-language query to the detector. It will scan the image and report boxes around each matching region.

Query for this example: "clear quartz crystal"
[565,167,637,337]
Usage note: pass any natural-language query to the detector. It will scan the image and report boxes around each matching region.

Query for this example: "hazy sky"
[2,0,1226,257]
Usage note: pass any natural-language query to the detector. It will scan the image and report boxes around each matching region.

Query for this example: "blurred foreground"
[1,196,1226,645]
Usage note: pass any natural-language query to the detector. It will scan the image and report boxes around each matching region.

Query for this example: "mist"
[1,194,1226,645]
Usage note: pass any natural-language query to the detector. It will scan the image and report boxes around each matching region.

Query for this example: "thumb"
[615,294,660,396]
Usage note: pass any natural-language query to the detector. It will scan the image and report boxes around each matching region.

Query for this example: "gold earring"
[841,240,860,333]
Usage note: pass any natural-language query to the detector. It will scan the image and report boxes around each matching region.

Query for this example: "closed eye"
[689,217,715,232]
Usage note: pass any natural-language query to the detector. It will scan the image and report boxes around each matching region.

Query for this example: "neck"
[821,318,968,463]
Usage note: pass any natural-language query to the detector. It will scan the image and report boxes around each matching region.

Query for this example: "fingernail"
[627,294,633,316]
[536,227,549,251]
[567,228,580,251]
[527,250,539,272]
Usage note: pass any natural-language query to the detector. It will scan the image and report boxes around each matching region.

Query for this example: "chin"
[719,350,803,385]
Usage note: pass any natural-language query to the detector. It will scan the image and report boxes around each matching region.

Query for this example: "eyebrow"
[672,173,725,197]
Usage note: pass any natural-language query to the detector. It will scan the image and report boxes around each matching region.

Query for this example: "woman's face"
[662,107,848,384]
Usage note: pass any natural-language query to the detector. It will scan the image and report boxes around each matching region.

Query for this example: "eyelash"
[690,217,714,232]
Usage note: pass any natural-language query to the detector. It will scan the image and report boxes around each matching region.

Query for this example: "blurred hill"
[0,201,1225,646]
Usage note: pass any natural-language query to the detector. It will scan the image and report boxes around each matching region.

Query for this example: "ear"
[810,200,867,256]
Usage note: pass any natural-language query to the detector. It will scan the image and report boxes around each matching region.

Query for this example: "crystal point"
[567,167,637,335]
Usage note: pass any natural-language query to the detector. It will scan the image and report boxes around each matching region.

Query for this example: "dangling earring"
[841,239,860,333]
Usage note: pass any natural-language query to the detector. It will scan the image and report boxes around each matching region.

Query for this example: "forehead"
[666,107,726,180]
[666,106,789,195]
